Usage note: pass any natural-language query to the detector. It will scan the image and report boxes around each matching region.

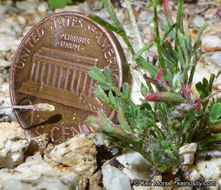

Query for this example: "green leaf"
[122,83,130,99]
[160,24,176,45]
[89,15,123,34]
[48,0,72,9]
[210,103,221,122]
[134,43,154,59]
[177,30,189,63]
[108,91,117,109]
[94,86,109,103]
[196,78,211,98]
[102,0,122,29]
[98,82,111,90]
[176,45,185,67]
[159,164,169,171]
[172,71,183,88]
[89,67,106,83]
[137,59,158,78]
[184,26,193,55]
[87,116,99,131]
[188,65,196,84]
[161,23,176,40]
[141,83,148,96]
[203,78,209,89]
[104,67,114,85]
[117,109,131,132]
[195,82,204,96]
[176,0,184,32]
[198,133,221,150]
[193,24,208,51]
[209,74,215,92]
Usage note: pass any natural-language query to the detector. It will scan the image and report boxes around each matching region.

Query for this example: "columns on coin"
[57,66,63,89]
[64,68,70,91]
[34,61,40,82]
[70,70,76,92]
[76,72,82,94]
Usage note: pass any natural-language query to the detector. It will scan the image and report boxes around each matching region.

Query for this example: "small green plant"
[87,0,221,172]
[48,0,73,9]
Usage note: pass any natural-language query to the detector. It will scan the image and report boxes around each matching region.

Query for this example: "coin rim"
[9,11,127,131]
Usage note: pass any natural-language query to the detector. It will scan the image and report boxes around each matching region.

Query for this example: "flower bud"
[33,103,55,112]
[145,92,186,103]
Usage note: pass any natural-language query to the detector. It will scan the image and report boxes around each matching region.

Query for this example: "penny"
[10,12,127,144]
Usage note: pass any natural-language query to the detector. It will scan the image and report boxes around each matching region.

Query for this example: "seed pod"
[145,92,186,103]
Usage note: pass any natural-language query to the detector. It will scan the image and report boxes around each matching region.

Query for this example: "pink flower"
[216,9,221,18]
[181,82,191,102]
[157,68,163,81]
[195,98,202,111]
[145,92,163,102]
[163,0,169,12]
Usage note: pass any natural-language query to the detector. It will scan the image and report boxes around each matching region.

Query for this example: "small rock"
[150,175,164,190]
[179,143,197,165]
[48,134,97,177]
[0,122,30,168]
[133,186,148,190]
[89,170,105,190]
[0,159,79,190]
[116,8,128,23]
[0,6,8,15]
[93,133,118,154]
[25,153,42,162]
[37,2,48,13]
[94,10,110,20]
[27,134,49,153]
[90,1,104,11]
[116,151,151,180]
[0,83,9,94]
[196,144,221,179]
[211,122,221,133]
[33,177,71,190]
[0,59,10,67]
[55,2,91,14]
[0,35,20,51]
[204,8,218,20]
[138,11,153,31]
[17,16,26,25]
[2,179,28,190]
[192,16,205,28]
[183,144,221,190]
[0,75,5,84]
[16,0,38,14]
[0,18,22,35]
[193,52,221,88]
[0,94,16,121]
[202,36,221,52]
[0,115,11,123]
[130,69,147,105]
[102,164,131,190]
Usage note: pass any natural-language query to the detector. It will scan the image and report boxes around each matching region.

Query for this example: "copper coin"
[10,12,127,144]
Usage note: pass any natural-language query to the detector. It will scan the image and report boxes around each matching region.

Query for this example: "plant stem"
[176,0,184,32]
[152,0,165,71]
[197,133,221,150]
[125,0,144,52]
[0,103,54,112]
[120,31,136,56]
[0,105,34,110]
